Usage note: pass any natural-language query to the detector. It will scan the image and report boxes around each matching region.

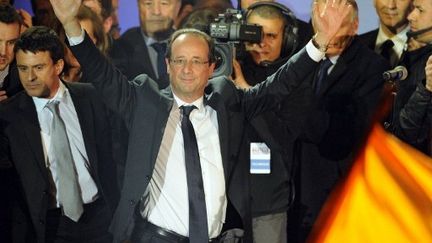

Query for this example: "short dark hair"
[14,26,64,63]
[166,28,216,64]
[0,3,22,25]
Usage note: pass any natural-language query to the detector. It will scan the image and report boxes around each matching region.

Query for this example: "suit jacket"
[1,62,23,100]
[239,55,312,217]
[358,28,379,50]
[109,27,170,89]
[287,37,389,243]
[70,34,318,243]
[0,82,119,243]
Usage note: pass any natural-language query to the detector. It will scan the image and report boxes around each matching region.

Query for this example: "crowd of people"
[0,0,431,242]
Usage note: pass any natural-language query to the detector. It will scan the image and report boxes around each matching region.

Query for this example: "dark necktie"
[46,101,83,222]
[314,59,333,94]
[180,105,209,243]
[151,42,169,86]
[380,39,395,66]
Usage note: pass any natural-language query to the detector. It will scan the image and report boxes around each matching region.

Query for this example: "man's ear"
[165,58,170,74]
[351,18,359,35]
[103,16,113,34]
[55,59,65,76]
[208,62,216,77]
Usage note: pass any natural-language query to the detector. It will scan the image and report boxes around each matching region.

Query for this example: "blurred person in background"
[286,1,389,242]
[108,0,181,88]
[360,0,412,67]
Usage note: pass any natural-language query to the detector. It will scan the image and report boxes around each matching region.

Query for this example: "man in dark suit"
[287,1,390,242]
[51,0,351,242]
[0,3,23,102]
[0,4,25,243]
[0,26,119,243]
[108,0,181,89]
[359,0,412,67]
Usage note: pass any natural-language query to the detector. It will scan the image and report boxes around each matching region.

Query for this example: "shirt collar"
[172,93,205,112]
[326,55,340,64]
[376,24,410,48]
[32,81,68,113]
[141,29,171,47]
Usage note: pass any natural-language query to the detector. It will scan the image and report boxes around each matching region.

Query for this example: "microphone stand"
[383,78,399,131]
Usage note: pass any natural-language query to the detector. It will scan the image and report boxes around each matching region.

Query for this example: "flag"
[308,124,432,243]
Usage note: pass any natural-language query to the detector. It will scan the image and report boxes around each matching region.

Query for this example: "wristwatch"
[312,35,328,53]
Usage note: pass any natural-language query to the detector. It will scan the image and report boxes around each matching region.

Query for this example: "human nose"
[26,69,36,81]
[151,1,161,15]
[0,42,5,56]
[182,60,194,73]
[386,0,396,9]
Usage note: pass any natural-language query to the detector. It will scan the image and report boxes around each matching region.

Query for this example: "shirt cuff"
[306,40,326,62]
[66,28,85,46]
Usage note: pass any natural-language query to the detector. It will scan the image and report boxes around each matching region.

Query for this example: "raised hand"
[16,9,32,33]
[49,0,82,37]
[232,59,251,90]
[312,0,352,48]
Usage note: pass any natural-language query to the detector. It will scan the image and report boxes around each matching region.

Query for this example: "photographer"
[232,2,312,243]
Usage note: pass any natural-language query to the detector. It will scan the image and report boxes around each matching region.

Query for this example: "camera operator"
[232,2,312,243]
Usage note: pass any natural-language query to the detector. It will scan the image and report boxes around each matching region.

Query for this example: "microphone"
[407,26,432,38]
[382,66,408,81]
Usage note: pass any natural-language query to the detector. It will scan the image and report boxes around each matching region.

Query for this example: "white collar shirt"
[32,82,98,206]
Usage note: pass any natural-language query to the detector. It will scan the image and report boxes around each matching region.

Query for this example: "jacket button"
[130,200,136,206]
[39,219,44,225]
[146,175,150,181]
[42,190,48,195]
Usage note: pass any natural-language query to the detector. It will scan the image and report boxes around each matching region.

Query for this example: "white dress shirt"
[33,82,98,206]
[142,94,226,239]
[375,25,409,65]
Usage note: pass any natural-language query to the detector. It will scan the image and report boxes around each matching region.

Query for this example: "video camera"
[209,9,262,77]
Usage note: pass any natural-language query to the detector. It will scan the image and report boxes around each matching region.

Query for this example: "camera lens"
[212,42,233,78]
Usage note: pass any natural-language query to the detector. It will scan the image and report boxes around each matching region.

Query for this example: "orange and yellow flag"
[308,124,432,243]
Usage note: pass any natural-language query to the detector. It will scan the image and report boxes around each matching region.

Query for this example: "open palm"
[49,0,81,26]
[313,0,352,42]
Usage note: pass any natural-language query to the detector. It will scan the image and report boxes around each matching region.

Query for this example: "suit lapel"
[321,59,347,95]
[133,31,156,79]
[66,83,99,176]
[320,38,359,95]
[18,95,49,180]
[149,88,174,166]
[205,92,230,178]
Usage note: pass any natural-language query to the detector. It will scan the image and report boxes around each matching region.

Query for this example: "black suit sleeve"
[69,33,156,129]
[240,47,319,120]
[393,82,432,152]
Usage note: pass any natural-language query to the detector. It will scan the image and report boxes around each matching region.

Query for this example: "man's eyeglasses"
[170,59,210,69]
